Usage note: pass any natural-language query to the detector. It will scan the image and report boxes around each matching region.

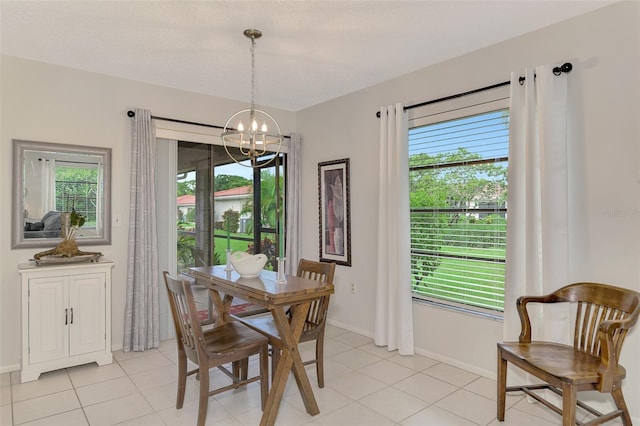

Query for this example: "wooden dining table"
[189,265,334,426]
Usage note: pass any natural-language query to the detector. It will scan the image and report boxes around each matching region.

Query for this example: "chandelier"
[221,29,283,167]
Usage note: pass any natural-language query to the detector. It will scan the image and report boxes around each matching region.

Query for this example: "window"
[409,106,509,314]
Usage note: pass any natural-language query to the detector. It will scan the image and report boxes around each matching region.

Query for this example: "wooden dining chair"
[497,282,640,426]
[237,259,336,387]
[163,271,269,426]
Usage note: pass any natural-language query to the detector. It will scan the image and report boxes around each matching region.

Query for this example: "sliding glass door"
[155,141,285,337]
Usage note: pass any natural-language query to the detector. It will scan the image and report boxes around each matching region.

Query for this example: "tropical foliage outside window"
[176,167,284,273]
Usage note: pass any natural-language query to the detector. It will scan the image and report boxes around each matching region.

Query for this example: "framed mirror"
[12,139,112,249]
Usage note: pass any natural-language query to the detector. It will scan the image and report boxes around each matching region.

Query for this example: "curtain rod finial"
[561,62,573,73]
[553,62,573,76]
[127,110,135,117]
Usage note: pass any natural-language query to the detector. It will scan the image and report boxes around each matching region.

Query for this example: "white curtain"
[504,65,572,345]
[374,103,414,355]
[124,108,160,351]
[41,158,56,214]
[285,133,301,275]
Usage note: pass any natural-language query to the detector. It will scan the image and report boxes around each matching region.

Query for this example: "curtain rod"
[376,62,572,118]
[126,110,291,139]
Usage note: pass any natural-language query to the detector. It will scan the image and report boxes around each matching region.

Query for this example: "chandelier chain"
[250,36,256,112]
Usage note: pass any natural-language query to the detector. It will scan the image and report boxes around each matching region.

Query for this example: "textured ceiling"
[0,0,616,111]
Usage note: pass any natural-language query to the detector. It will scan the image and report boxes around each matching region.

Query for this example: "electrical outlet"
[351,282,356,294]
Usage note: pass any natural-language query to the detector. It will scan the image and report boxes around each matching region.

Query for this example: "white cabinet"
[19,261,114,382]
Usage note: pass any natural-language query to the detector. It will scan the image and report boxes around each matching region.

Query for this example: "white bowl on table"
[229,252,268,277]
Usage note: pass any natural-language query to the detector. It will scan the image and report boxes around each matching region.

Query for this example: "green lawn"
[213,234,253,263]
[413,245,505,311]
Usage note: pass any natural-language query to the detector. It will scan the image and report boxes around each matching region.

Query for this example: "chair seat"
[235,314,318,341]
[234,314,279,333]
[202,322,268,356]
[499,341,627,385]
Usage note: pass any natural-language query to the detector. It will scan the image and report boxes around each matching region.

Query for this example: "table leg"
[260,303,319,426]
[207,289,233,325]
[286,304,320,414]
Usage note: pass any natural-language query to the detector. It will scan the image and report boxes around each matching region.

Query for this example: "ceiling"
[0,1,616,112]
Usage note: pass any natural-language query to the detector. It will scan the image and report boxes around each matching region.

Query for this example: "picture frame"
[318,158,351,266]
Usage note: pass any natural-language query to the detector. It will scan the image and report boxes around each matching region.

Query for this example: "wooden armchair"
[163,272,269,426]
[497,282,640,426]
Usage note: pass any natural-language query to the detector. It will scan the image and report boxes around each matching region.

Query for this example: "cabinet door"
[28,277,68,364]
[68,273,106,356]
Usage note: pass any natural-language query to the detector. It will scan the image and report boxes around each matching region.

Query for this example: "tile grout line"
[67,369,92,426]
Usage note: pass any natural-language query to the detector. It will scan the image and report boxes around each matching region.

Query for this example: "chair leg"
[316,334,325,388]
[496,349,507,421]
[176,350,187,409]
[233,359,249,381]
[260,345,269,410]
[243,358,250,380]
[611,387,632,426]
[561,382,577,426]
[271,347,280,383]
[232,360,240,380]
[197,365,210,426]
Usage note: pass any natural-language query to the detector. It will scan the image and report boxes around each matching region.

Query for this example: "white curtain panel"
[124,108,160,351]
[41,158,56,213]
[374,103,414,355]
[285,133,301,275]
[504,65,572,345]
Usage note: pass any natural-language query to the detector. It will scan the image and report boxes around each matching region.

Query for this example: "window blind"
[409,109,509,312]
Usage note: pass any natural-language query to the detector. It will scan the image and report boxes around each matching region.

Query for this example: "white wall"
[1,0,638,420]
[0,57,296,372]
[297,0,639,418]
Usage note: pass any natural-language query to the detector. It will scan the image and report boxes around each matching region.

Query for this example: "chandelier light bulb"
[261,122,268,132]
[238,122,244,132]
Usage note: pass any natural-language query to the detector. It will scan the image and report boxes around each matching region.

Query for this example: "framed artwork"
[318,158,351,266]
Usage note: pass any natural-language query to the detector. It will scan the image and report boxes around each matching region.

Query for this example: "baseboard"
[0,363,20,375]
[412,346,494,380]
[326,319,372,339]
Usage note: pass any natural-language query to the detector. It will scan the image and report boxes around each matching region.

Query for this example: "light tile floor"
[1,325,577,425]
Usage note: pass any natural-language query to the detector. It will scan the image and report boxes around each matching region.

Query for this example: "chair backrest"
[550,282,640,357]
[296,259,336,329]
[163,271,206,363]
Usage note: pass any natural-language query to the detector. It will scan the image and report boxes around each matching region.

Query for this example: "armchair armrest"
[597,316,635,391]
[516,294,563,343]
